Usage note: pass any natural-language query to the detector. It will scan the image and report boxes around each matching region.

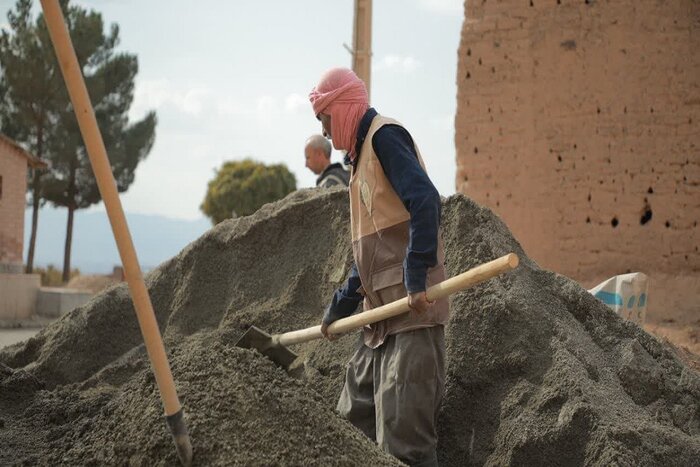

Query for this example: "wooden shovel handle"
[276,253,519,347]
[40,0,181,417]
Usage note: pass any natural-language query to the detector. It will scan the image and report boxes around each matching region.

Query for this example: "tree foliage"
[0,0,156,281]
[40,2,156,210]
[0,0,62,144]
[0,0,64,272]
[201,159,297,224]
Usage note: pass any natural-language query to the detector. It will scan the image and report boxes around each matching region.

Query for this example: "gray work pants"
[337,326,446,467]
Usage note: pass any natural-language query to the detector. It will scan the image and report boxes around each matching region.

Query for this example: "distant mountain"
[24,208,211,274]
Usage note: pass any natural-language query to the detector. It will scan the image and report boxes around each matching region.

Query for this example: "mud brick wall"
[0,142,27,271]
[455,0,699,312]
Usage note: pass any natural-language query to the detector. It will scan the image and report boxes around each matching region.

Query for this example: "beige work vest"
[350,115,449,349]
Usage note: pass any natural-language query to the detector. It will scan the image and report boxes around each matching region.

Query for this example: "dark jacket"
[316,162,350,188]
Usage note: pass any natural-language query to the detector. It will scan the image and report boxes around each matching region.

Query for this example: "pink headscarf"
[309,68,369,160]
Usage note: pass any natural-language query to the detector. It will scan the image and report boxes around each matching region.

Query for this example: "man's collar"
[316,162,340,184]
[352,107,378,163]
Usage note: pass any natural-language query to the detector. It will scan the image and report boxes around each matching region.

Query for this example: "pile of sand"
[1,189,698,466]
[66,274,120,294]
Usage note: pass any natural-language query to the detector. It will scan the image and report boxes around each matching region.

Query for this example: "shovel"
[237,253,519,369]
[40,2,192,464]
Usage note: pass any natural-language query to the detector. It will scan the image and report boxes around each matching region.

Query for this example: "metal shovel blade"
[235,326,299,370]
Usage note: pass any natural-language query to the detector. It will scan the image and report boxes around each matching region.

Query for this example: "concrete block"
[36,287,93,318]
[0,273,40,320]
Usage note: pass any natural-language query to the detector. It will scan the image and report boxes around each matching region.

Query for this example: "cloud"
[417,0,464,15]
[129,79,211,120]
[374,55,422,73]
[181,88,209,116]
[284,93,308,114]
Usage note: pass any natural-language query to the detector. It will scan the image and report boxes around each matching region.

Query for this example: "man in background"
[304,134,349,188]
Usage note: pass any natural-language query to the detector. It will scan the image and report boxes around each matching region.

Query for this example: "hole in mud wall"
[466,71,471,79]
[474,147,479,154]
[648,186,654,194]
[665,221,671,228]
[557,155,562,162]
[586,217,591,224]
[530,0,534,6]
[611,217,619,228]
[640,205,652,225]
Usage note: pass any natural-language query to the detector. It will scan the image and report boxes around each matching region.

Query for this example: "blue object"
[638,293,647,307]
[595,291,623,306]
[627,296,636,309]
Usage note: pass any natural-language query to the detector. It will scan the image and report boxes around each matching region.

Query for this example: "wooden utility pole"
[351,0,372,99]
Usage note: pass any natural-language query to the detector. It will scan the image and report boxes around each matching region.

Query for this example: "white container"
[588,272,649,325]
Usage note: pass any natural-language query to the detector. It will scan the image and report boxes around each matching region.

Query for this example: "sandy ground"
[646,322,700,356]
[1,190,698,466]
[0,329,40,350]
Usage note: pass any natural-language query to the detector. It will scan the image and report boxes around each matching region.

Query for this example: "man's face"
[318,113,332,140]
[304,145,327,175]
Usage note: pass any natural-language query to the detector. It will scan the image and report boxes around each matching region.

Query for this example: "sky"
[2,0,464,221]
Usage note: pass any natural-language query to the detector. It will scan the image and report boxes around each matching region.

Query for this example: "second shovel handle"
[276,253,519,347]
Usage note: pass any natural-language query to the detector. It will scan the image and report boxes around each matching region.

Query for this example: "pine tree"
[39,1,156,282]
[0,0,62,273]
[0,0,156,281]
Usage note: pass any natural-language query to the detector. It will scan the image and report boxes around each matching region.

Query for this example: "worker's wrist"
[322,306,340,326]
[404,266,428,294]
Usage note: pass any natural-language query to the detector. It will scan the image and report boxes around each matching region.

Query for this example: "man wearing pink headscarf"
[310,67,448,467]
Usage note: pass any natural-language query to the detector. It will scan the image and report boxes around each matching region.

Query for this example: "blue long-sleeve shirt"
[323,108,442,325]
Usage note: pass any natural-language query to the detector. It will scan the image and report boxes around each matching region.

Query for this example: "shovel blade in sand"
[236,253,519,370]
[236,325,299,369]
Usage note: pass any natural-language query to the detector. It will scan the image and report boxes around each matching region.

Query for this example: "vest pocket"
[370,263,406,306]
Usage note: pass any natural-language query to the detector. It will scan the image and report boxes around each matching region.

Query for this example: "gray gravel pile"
[1,188,698,466]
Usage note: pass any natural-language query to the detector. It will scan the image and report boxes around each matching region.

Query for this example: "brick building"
[455,1,699,316]
[0,134,46,273]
